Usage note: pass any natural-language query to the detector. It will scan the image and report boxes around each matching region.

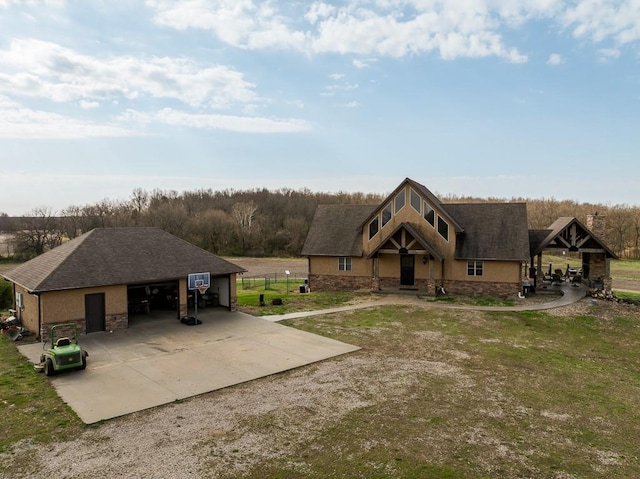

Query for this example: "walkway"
[262,283,588,322]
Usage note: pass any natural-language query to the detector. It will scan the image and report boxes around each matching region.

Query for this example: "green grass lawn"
[0,335,84,454]
[2,264,640,478]
[236,279,360,316]
[249,304,640,479]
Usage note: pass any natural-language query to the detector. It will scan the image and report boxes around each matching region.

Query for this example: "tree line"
[1,187,639,260]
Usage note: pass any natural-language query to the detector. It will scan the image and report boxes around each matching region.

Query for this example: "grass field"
[239,303,640,479]
[1,257,640,477]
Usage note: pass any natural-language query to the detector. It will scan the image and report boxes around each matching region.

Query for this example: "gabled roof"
[301,204,376,257]
[529,217,618,258]
[366,222,444,261]
[2,227,246,293]
[444,203,530,261]
[360,178,464,234]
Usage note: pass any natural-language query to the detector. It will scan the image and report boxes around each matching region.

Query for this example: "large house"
[1,227,245,340]
[302,178,617,296]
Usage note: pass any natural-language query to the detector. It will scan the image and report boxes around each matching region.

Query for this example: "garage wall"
[212,276,229,307]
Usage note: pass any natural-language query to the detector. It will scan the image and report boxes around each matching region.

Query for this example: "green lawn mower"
[35,323,88,376]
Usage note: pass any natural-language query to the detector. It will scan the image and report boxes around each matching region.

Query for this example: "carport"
[18,309,360,424]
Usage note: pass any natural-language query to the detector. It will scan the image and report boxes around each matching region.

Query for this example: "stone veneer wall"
[443,280,520,298]
[311,274,517,297]
[309,274,372,292]
[40,313,128,342]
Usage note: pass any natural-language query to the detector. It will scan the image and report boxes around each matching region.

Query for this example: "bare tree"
[14,208,61,257]
[231,201,258,253]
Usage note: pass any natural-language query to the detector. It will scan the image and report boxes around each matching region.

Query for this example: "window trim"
[437,215,449,241]
[410,188,421,213]
[339,257,352,271]
[467,260,484,276]
[423,201,435,227]
[369,216,379,240]
[381,202,392,227]
[394,190,406,214]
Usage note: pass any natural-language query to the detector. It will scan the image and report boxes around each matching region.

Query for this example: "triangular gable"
[367,222,444,261]
[360,178,464,234]
[530,217,618,258]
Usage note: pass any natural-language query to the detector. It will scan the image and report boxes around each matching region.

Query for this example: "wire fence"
[239,271,308,290]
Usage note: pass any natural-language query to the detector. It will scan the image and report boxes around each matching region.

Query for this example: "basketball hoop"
[197,285,209,295]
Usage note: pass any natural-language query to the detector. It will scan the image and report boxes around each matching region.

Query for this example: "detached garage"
[1,227,246,340]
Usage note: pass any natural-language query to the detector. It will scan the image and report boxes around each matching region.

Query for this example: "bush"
[0,279,13,311]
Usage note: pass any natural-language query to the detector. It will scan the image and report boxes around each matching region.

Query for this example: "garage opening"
[127,281,180,319]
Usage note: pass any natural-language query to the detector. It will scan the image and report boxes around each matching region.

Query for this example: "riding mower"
[35,323,88,376]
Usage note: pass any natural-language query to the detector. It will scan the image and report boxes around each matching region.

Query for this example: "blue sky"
[1,0,639,215]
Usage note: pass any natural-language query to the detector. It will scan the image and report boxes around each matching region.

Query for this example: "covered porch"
[528,217,618,292]
[368,222,444,294]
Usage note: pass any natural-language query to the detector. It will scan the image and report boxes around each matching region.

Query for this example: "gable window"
[339,257,352,271]
[394,190,405,214]
[410,188,421,213]
[423,201,435,227]
[382,203,392,227]
[369,216,379,239]
[437,216,449,241]
[467,260,483,276]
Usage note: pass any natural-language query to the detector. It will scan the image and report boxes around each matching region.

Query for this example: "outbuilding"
[1,227,245,340]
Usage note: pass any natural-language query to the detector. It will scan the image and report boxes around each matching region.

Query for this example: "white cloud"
[147,0,308,50]
[120,108,311,133]
[547,53,564,65]
[0,39,259,108]
[561,0,640,45]
[0,0,65,7]
[328,73,344,80]
[147,0,530,62]
[353,58,377,69]
[597,48,621,62]
[0,96,139,139]
[147,1,640,62]
[79,100,99,109]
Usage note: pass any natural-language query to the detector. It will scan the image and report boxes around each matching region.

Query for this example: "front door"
[85,293,106,333]
[400,255,415,287]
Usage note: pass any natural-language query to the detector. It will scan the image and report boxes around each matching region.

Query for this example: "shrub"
[0,280,13,311]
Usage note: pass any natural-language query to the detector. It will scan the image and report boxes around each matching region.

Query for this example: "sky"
[0,0,639,216]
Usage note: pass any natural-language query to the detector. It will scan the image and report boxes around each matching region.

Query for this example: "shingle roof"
[529,217,618,258]
[443,203,530,261]
[2,227,246,292]
[301,204,376,256]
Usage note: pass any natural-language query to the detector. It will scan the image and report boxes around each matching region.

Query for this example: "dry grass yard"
[1,256,640,478]
[2,290,640,478]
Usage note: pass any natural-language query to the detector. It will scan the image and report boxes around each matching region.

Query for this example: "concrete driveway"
[18,309,360,424]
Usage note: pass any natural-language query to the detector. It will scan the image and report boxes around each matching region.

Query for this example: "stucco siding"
[363,184,455,258]
[448,260,522,283]
[309,256,370,276]
[14,284,39,336]
[40,285,127,326]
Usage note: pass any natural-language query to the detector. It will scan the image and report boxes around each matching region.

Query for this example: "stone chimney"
[586,212,606,241]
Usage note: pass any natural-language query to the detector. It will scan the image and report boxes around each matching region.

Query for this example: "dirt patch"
[223,257,307,277]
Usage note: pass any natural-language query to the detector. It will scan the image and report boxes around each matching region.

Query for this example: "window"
[437,216,449,241]
[467,260,483,276]
[410,188,421,212]
[423,201,435,226]
[369,216,379,239]
[394,190,405,213]
[382,203,392,227]
[339,257,352,271]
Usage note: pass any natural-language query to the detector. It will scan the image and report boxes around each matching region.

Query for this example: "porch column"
[371,256,380,291]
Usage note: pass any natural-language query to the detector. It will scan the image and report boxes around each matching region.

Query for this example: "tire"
[78,354,87,370]
[44,358,55,377]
